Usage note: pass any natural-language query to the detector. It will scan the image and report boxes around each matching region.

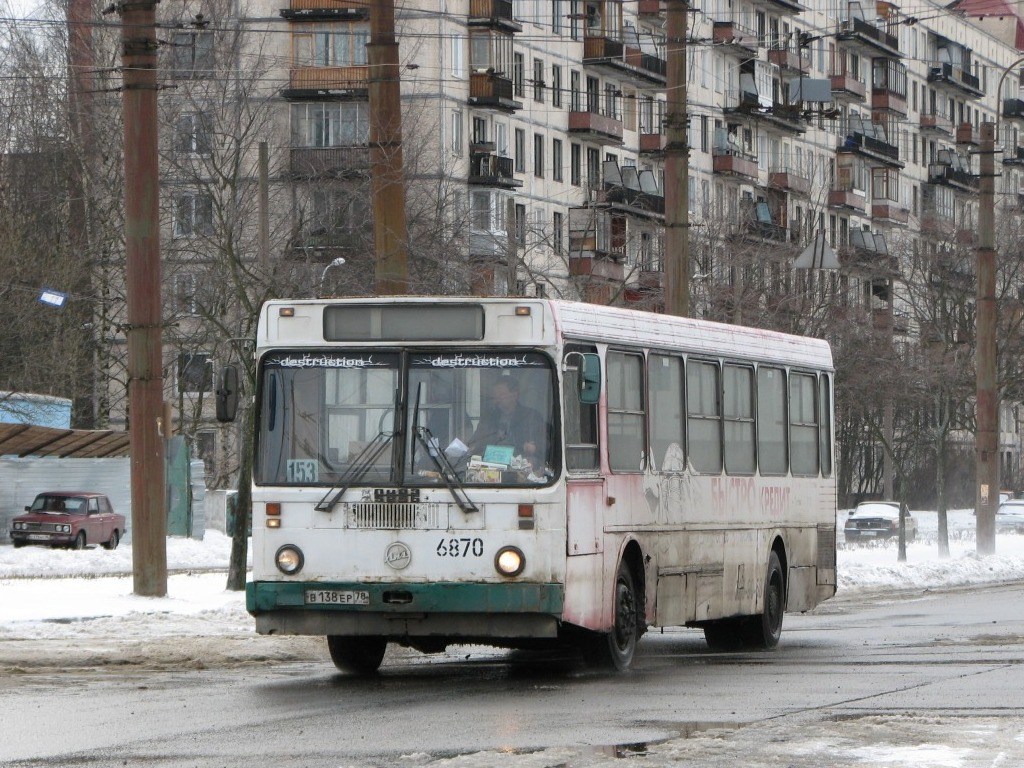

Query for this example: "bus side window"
[649,354,685,472]
[723,364,755,475]
[607,351,646,472]
[819,373,832,477]
[757,367,788,475]
[686,360,722,473]
[790,372,819,476]
[564,348,599,470]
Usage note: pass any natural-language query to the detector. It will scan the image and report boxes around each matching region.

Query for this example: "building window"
[570,70,581,111]
[174,273,199,315]
[451,35,464,78]
[177,352,213,394]
[513,52,525,97]
[552,65,562,107]
[173,193,214,237]
[515,203,526,244]
[514,128,526,172]
[553,211,564,254]
[171,31,214,78]
[552,0,563,33]
[452,109,463,156]
[291,102,369,147]
[571,142,581,186]
[174,113,212,155]
[534,132,545,177]
[300,25,369,66]
[533,58,545,102]
[552,138,563,182]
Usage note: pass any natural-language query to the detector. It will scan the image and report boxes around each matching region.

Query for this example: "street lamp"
[319,257,347,298]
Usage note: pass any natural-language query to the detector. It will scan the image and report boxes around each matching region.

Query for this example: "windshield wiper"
[411,383,478,514]
[315,431,394,513]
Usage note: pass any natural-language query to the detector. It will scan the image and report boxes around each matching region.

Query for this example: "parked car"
[996,499,1024,534]
[9,492,125,550]
[844,501,918,543]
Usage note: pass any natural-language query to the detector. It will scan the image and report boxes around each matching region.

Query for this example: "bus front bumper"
[246,581,565,639]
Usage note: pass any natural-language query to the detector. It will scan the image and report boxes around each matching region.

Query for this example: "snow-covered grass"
[1,514,1023,657]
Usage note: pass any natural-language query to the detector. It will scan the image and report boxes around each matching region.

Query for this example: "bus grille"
[817,524,837,569]
[345,502,442,529]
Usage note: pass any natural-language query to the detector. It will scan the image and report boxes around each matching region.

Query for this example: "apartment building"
[151,0,1024,495]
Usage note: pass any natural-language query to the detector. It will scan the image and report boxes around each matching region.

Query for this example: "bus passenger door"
[563,346,603,557]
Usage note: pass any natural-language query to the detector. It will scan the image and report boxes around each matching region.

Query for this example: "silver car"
[996,500,1024,534]
[844,501,918,543]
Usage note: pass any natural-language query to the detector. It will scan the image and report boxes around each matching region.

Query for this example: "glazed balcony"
[280,0,368,20]
[830,71,866,102]
[835,16,901,58]
[285,66,369,97]
[468,72,522,112]
[467,0,522,32]
[289,146,370,180]
[871,88,906,116]
[568,108,624,144]
[583,35,666,86]
[927,63,984,99]
[712,21,760,57]
[919,107,953,136]
[768,168,811,196]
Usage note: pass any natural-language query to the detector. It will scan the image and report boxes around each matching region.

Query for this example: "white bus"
[242,298,836,672]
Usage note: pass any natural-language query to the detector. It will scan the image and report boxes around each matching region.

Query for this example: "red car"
[9,492,125,550]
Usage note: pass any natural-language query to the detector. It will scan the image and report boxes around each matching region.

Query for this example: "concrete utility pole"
[664,0,690,317]
[976,121,998,556]
[369,0,410,294]
[118,0,167,596]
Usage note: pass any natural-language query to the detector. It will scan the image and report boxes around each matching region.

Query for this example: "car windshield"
[854,503,899,516]
[31,495,86,514]
[255,349,559,488]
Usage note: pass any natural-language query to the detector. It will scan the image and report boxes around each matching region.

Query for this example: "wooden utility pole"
[119,0,167,596]
[369,0,410,294]
[664,0,690,317]
[976,121,998,555]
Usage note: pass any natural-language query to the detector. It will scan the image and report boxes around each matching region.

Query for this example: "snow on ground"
[1,513,1023,665]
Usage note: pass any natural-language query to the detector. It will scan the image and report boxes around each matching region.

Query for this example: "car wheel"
[326,636,387,674]
[584,560,642,671]
[12,541,26,549]
[72,532,86,550]
[103,530,120,550]
[741,550,785,649]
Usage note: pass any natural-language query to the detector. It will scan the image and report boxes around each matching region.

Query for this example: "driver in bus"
[469,375,547,469]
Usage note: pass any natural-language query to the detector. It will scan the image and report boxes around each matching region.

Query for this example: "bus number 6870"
[436,538,484,557]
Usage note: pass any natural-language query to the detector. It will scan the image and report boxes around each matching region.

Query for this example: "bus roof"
[259,297,833,371]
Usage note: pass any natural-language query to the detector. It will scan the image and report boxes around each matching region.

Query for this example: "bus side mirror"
[565,352,601,405]
[216,365,239,423]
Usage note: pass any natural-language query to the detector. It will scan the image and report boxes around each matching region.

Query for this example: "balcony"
[919,108,952,136]
[830,71,866,103]
[828,186,866,211]
[712,146,758,180]
[843,229,898,277]
[583,36,666,86]
[749,0,803,14]
[568,108,624,144]
[839,124,902,168]
[280,0,368,20]
[724,90,806,135]
[469,151,522,188]
[767,44,809,73]
[467,0,522,32]
[871,202,909,224]
[1003,98,1024,122]
[927,63,984,99]
[284,66,369,98]
[712,21,759,57]
[289,146,370,180]
[468,72,522,112]
[638,0,665,15]
[955,122,980,146]
[871,88,906,116]
[928,157,977,194]
[768,169,811,196]
[1004,144,1024,167]
[835,16,901,58]
[639,132,667,154]
[599,163,665,219]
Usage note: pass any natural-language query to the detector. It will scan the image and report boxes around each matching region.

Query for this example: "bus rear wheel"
[585,561,641,671]
[741,550,785,649]
[326,636,387,674]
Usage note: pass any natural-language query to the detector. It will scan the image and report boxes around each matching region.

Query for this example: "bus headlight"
[494,546,525,577]
[275,545,304,575]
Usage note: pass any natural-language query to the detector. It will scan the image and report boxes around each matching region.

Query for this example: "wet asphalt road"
[2,583,1024,767]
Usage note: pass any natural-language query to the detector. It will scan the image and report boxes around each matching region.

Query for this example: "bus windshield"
[255,349,558,487]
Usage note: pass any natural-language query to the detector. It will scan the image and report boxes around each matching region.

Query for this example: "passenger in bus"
[469,376,547,468]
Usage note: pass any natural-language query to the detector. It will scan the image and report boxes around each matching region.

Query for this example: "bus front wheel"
[584,561,641,671]
[326,636,387,674]
[741,550,784,649]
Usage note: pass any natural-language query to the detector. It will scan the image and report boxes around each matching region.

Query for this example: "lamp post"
[319,257,347,298]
